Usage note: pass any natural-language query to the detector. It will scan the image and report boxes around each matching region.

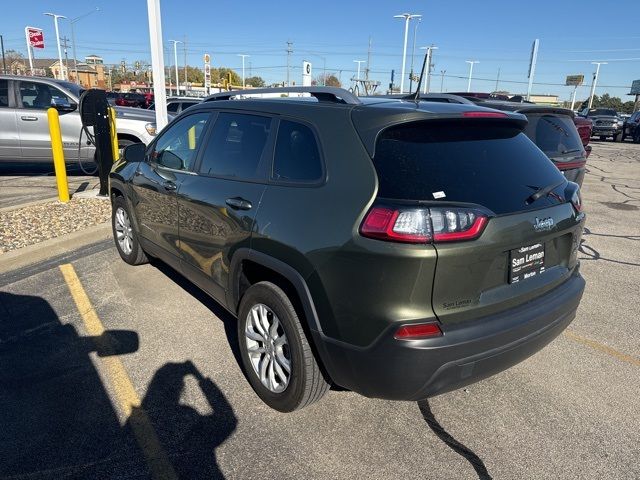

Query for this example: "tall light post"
[353,60,365,81]
[67,7,99,84]
[588,62,607,109]
[394,13,421,94]
[238,54,250,88]
[440,69,446,92]
[146,0,168,131]
[466,60,479,92]
[408,18,421,92]
[44,12,67,80]
[169,39,182,95]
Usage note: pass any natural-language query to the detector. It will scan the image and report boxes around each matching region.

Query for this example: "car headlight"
[145,123,157,136]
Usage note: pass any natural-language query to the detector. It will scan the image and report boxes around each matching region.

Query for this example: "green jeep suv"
[109,87,586,412]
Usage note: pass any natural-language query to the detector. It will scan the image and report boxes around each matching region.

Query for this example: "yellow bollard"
[47,108,70,203]
[108,107,119,161]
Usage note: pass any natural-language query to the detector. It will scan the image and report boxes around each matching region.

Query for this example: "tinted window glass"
[151,113,210,170]
[167,102,179,112]
[588,109,617,116]
[273,120,322,182]
[523,114,583,157]
[373,121,565,215]
[199,113,271,179]
[20,82,71,109]
[0,80,8,107]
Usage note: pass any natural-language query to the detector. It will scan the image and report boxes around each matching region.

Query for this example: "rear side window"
[167,102,179,113]
[0,80,8,107]
[199,112,271,180]
[273,120,322,182]
[373,121,565,215]
[522,114,583,157]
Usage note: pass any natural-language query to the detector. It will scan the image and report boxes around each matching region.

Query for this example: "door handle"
[225,197,252,210]
[20,116,38,121]
[162,181,177,191]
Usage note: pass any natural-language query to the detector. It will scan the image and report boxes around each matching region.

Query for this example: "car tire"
[237,281,329,412]
[111,196,148,265]
[613,133,622,142]
[599,135,606,141]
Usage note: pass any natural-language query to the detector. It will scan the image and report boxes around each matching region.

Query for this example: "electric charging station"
[79,89,115,196]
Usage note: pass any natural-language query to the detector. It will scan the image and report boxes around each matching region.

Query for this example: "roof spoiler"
[204,86,362,105]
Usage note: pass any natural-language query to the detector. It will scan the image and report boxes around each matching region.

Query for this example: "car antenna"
[406,50,429,102]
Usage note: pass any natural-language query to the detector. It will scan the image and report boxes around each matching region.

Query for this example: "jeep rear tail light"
[394,322,443,340]
[360,206,488,244]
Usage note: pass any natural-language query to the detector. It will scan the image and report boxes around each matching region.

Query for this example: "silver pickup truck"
[0,75,165,166]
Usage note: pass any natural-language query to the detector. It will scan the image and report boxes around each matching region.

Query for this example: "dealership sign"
[25,27,44,48]
[565,75,584,86]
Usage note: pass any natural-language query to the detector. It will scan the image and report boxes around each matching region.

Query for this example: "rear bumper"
[560,167,585,186]
[315,270,585,401]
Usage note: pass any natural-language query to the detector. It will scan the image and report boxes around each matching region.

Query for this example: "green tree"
[315,73,341,87]
[245,76,265,87]
[214,68,241,86]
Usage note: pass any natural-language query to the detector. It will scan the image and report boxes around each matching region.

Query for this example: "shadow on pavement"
[0,290,237,479]
[418,399,492,480]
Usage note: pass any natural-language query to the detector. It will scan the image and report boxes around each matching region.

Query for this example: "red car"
[573,116,593,157]
[115,92,147,108]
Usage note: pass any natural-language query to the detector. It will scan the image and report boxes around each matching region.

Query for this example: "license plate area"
[509,242,545,283]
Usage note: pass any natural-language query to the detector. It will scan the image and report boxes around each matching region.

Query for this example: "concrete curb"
[0,222,112,275]
[0,196,60,213]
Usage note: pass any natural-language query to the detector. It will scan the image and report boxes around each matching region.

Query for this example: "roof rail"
[204,86,362,105]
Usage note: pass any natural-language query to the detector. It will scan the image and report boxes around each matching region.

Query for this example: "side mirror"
[52,97,77,112]
[123,142,146,163]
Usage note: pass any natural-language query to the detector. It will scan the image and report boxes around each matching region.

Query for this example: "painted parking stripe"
[59,263,178,480]
[564,329,640,367]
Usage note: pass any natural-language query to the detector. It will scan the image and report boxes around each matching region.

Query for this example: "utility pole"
[60,36,70,80]
[0,35,6,74]
[238,54,250,88]
[286,40,293,86]
[169,39,182,95]
[440,70,446,92]
[495,67,501,91]
[526,39,539,101]
[419,45,437,94]
[394,13,421,94]
[588,62,607,109]
[365,36,372,80]
[466,60,479,92]
[408,18,420,92]
[68,8,100,84]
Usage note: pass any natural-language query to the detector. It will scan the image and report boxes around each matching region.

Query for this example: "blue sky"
[1,0,639,100]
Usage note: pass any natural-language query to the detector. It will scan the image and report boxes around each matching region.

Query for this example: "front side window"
[150,113,210,171]
[167,102,179,113]
[199,112,271,180]
[273,120,323,183]
[19,82,71,109]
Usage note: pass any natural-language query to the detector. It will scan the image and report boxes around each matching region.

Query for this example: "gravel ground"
[0,198,111,253]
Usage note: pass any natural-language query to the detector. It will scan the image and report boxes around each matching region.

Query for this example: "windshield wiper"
[525,180,565,205]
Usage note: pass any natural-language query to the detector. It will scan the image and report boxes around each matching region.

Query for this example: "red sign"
[27,28,44,49]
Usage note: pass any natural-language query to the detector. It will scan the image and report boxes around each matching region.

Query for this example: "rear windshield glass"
[588,109,617,116]
[522,114,583,157]
[373,121,566,215]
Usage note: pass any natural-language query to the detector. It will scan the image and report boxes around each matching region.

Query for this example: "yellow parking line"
[564,329,640,367]
[59,263,178,480]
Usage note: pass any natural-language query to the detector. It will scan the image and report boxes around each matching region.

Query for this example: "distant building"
[9,56,106,89]
[514,93,560,105]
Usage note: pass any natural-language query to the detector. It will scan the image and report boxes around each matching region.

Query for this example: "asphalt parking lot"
[1,140,639,480]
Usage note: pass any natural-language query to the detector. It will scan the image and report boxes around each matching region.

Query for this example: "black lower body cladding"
[314,269,585,401]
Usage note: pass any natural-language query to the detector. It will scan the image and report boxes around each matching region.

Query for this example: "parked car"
[115,92,147,108]
[148,97,202,114]
[143,92,154,109]
[106,91,121,106]
[573,115,593,154]
[578,108,623,141]
[0,75,160,165]
[110,86,585,412]
[622,111,640,143]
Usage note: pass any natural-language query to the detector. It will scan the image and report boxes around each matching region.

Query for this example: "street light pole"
[238,54,249,88]
[588,62,607,109]
[440,69,446,92]
[68,7,99,84]
[353,60,365,81]
[419,45,437,94]
[394,13,421,94]
[466,60,479,92]
[169,39,182,95]
[44,12,67,80]
[146,0,168,130]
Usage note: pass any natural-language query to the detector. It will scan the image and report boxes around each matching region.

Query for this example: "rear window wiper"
[525,180,565,205]
[560,148,582,155]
